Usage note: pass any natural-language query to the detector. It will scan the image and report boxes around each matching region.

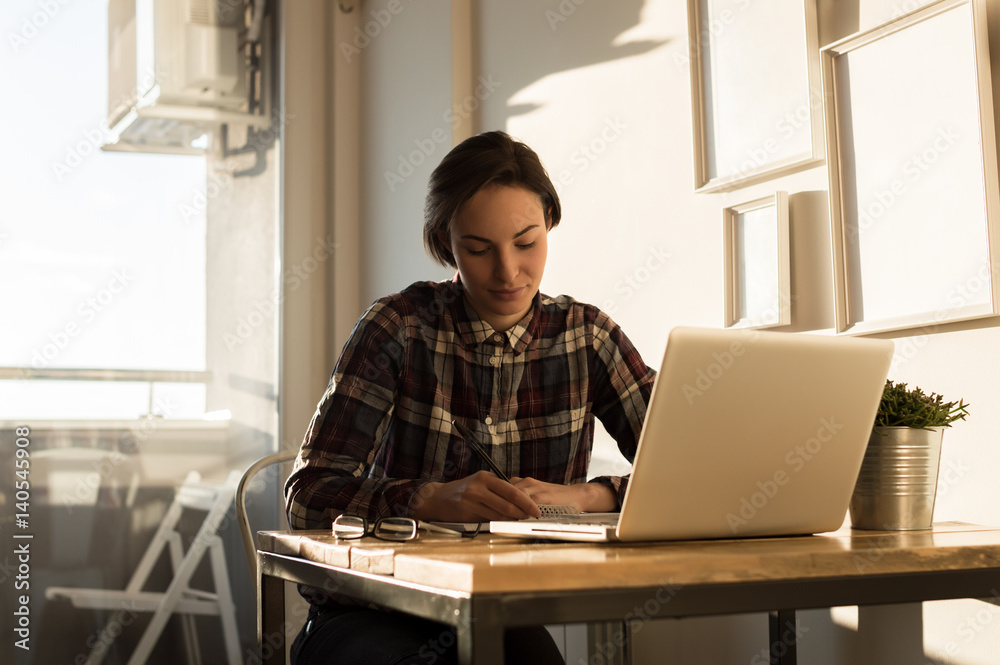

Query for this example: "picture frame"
[822,0,1000,335]
[687,0,824,193]
[723,192,791,329]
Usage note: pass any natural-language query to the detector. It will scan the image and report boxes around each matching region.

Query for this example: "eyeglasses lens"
[332,515,367,539]
[374,517,418,541]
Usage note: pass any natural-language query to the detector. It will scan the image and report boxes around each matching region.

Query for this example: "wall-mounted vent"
[104,0,269,155]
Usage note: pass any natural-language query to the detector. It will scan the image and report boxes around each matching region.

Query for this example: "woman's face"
[446,185,549,332]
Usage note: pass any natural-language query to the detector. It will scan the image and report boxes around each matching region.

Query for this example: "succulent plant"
[874,380,969,430]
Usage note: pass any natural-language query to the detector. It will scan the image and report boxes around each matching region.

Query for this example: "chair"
[46,470,242,665]
[236,449,297,578]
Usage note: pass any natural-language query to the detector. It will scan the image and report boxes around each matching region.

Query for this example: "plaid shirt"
[285,278,655,529]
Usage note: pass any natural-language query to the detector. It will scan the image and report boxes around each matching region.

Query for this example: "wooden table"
[256,522,1000,665]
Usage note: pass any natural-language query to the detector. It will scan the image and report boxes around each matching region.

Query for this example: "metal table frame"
[257,546,1000,665]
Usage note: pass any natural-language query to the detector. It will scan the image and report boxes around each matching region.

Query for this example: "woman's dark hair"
[423,131,562,268]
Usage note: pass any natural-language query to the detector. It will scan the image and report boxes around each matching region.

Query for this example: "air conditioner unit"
[104,0,269,155]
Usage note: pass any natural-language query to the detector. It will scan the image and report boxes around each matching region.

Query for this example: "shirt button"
[493,333,504,343]
[489,357,499,366]
[484,416,493,425]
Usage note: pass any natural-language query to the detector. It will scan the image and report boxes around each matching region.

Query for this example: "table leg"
[768,610,797,665]
[588,621,631,665]
[455,611,504,665]
[259,570,287,665]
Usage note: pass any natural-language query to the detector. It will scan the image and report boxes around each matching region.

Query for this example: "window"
[1,3,280,661]
[1,1,208,419]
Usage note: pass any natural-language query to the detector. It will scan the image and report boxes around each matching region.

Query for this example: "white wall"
[340,0,1000,662]
[359,0,455,302]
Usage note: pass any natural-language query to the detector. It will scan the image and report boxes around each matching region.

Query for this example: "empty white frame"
[823,0,1000,335]
[724,192,790,329]
[688,0,823,192]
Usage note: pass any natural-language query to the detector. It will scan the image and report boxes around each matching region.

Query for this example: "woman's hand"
[510,477,618,514]
[409,471,543,522]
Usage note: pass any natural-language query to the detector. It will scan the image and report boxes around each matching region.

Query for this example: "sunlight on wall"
[358,1,1000,663]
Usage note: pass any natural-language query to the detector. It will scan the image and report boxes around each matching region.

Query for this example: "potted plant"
[850,380,969,530]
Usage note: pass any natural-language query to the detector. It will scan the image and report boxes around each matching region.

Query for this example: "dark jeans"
[290,605,565,665]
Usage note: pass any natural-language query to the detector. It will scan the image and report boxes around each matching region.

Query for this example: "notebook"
[489,326,895,542]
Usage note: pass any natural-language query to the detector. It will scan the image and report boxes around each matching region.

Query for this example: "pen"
[452,419,511,482]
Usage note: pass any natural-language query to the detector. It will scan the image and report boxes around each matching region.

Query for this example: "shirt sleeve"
[587,309,656,506]
[284,300,426,529]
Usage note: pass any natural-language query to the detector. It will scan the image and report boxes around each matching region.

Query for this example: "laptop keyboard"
[532,509,620,525]
[538,504,578,517]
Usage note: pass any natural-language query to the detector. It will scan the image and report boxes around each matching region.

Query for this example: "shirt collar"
[507,300,538,354]
[448,274,540,355]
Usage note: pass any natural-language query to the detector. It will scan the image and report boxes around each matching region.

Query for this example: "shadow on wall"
[818,0,860,46]
[475,0,669,128]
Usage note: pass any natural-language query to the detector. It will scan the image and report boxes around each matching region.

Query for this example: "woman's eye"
[467,247,489,256]
[516,242,536,250]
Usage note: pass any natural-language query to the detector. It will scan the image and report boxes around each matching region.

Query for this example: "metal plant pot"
[849,426,945,530]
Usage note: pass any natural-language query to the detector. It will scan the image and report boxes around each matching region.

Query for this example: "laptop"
[489,326,894,542]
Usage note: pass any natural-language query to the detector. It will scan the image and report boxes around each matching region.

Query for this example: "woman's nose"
[494,250,518,282]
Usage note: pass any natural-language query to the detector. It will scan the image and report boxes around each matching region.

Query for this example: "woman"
[285,130,656,665]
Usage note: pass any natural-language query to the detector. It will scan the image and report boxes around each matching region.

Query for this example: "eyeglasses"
[331,515,482,541]
[332,515,418,541]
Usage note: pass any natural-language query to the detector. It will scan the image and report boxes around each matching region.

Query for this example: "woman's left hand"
[510,477,617,513]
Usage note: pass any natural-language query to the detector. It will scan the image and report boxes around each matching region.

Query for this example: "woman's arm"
[586,309,657,507]
[284,301,420,528]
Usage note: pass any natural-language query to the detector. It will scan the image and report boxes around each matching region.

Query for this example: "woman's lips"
[490,286,526,301]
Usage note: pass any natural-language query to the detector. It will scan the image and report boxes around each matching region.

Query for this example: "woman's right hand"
[409,470,542,522]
